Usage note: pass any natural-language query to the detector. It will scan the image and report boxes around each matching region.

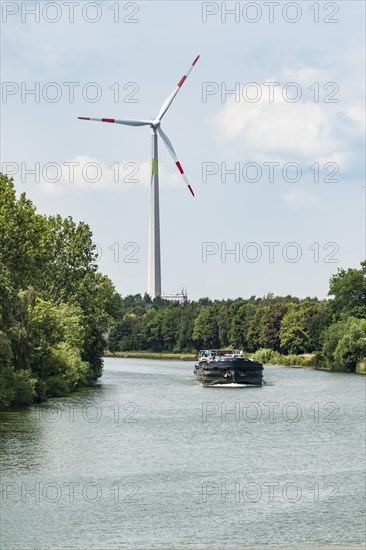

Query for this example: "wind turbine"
[78,55,200,298]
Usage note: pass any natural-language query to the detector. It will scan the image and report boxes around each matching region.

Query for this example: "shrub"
[333,318,366,371]
[0,331,12,366]
[0,367,16,409]
[313,351,326,369]
[50,343,89,390]
[12,370,37,406]
[46,375,69,397]
[322,317,366,371]
[253,348,274,363]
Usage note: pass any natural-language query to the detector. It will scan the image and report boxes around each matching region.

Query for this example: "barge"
[194,349,263,387]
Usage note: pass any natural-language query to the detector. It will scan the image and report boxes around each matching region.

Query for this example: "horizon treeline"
[0,173,122,409]
[109,262,366,372]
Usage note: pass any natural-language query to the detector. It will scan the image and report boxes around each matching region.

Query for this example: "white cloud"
[215,46,365,177]
[216,82,364,163]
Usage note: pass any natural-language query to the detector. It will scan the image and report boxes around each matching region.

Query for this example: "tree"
[175,303,198,352]
[192,306,220,349]
[328,262,366,319]
[0,173,121,408]
[161,307,180,351]
[280,301,329,354]
[229,302,256,350]
[322,317,366,371]
[247,303,288,351]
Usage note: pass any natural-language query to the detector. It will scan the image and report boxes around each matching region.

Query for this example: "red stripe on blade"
[188,184,195,197]
[192,55,200,66]
[176,161,184,174]
[78,117,90,120]
[177,75,187,87]
[102,118,115,123]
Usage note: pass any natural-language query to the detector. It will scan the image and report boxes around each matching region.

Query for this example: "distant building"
[162,289,188,304]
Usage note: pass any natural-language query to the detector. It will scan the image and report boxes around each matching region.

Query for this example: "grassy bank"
[104,351,196,361]
[104,350,319,367]
[104,350,365,373]
[248,349,321,368]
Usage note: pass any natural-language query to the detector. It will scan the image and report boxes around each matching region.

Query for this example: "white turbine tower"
[78,55,200,298]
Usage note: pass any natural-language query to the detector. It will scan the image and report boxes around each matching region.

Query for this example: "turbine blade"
[157,126,195,197]
[157,55,200,121]
[78,117,150,126]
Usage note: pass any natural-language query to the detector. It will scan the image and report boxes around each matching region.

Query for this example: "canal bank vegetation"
[104,351,196,360]
[108,262,366,374]
[104,349,320,368]
[0,174,122,409]
[103,349,322,368]
[1,173,365,409]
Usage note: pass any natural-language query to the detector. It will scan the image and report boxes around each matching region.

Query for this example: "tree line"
[1,172,365,408]
[0,173,122,408]
[109,263,366,372]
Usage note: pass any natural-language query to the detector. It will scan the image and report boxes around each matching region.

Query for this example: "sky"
[1,0,365,300]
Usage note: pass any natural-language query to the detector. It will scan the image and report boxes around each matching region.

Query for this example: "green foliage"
[0,173,121,409]
[279,301,328,354]
[228,303,256,350]
[109,296,318,358]
[108,262,366,375]
[0,367,37,408]
[313,351,326,369]
[328,262,366,319]
[247,302,288,351]
[28,299,89,392]
[252,348,279,364]
[0,368,16,408]
[251,349,316,367]
[0,330,12,366]
[2,172,364,408]
[322,317,366,372]
[192,306,220,348]
[12,370,37,405]
[45,375,69,398]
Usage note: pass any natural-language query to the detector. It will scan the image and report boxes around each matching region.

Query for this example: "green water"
[1,359,365,549]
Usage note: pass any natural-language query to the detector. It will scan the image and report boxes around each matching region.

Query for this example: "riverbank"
[104,351,196,361]
[249,349,320,368]
[104,350,366,373]
[104,350,316,367]
[104,350,320,370]
[104,350,320,367]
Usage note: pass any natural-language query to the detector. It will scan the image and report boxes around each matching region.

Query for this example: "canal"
[1,359,365,549]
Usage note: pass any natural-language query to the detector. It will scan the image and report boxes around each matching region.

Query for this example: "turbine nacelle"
[77,54,200,198]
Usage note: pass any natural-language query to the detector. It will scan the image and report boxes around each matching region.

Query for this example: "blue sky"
[1,1,365,300]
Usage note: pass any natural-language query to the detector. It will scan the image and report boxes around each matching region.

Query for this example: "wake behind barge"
[194,349,263,387]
